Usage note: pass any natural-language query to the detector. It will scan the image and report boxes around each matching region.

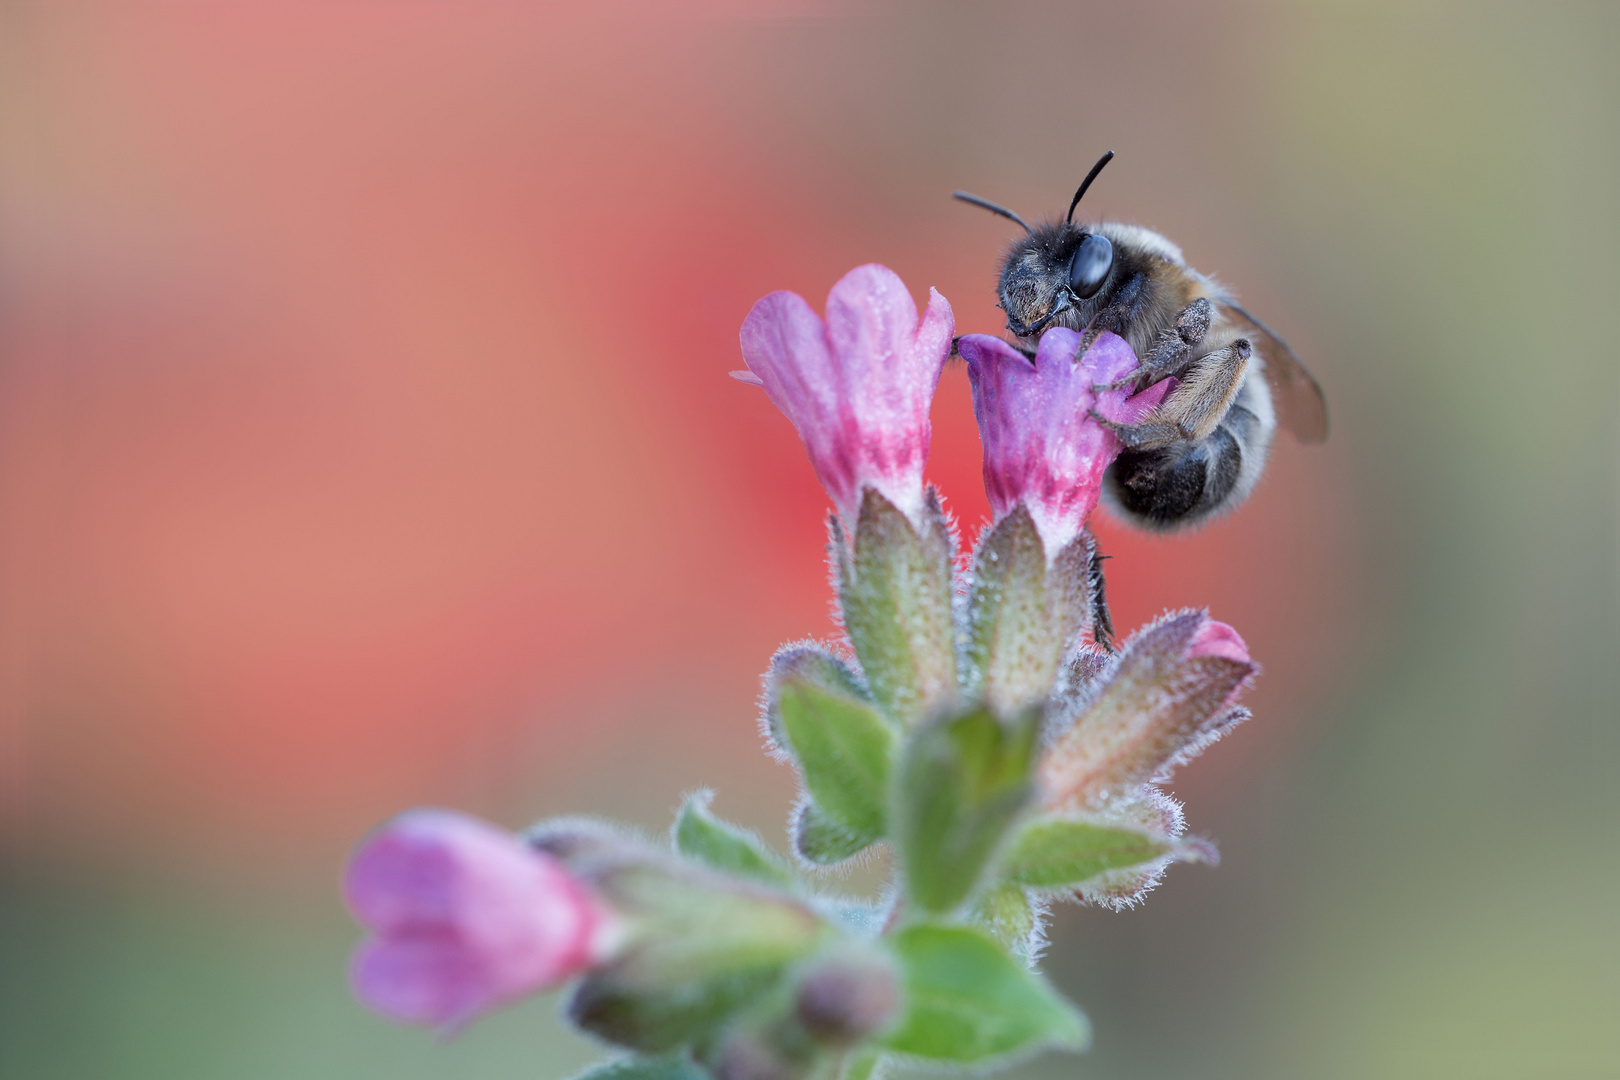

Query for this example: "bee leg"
[1099,298,1212,390]
[1092,336,1252,449]
[1089,411,1184,450]
[1152,338,1252,441]
[1085,537,1115,652]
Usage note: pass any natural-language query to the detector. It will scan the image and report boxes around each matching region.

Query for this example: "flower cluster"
[345,264,1261,1080]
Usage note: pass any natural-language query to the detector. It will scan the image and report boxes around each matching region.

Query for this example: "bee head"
[994,222,1118,338]
[954,151,1119,340]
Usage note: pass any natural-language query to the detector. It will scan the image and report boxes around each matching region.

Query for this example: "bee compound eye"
[1068,233,1114,299]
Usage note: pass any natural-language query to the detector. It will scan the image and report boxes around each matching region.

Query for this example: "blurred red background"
[0,2,1353,888]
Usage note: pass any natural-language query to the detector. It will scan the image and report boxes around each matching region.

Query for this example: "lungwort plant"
[344,264,1259,1080]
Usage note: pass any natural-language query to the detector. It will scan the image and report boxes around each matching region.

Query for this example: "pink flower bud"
[958,329,1171,558]
[344,809,618,1031]
[736,264,954,529]
[1040,610,1258,809]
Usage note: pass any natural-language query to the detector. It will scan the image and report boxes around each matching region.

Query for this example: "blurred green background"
[2,2,1616,1078]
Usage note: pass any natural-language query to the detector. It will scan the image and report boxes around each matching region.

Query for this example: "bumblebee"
[955,151,1328,530]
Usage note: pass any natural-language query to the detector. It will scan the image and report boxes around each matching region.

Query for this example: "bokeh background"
[1,2,1616,1078]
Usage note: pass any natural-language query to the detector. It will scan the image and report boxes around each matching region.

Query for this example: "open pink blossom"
[734,264,954,528]
[958,328,1171,557]
[344,809,618,1031]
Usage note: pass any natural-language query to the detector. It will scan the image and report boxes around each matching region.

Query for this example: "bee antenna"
[952,190,1032,234]
[1066,150,1115,223]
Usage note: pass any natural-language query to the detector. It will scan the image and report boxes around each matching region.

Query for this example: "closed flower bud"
[1040,610,1257,809]
[958,328,1171,559]
[344,809,618,1031]
[736,264,954,531]
[794,952,901,1046]
[713,1030,805,1080]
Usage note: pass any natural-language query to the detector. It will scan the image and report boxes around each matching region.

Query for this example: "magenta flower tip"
[738,264,954,528]
[344,809,615,1031]
[729,369,765,386]
[1188,618,1250,665]
[961,329,1171,556]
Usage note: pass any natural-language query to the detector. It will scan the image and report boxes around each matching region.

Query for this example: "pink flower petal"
[738,265,952,528]
[914,288,955,377]
[351,932,486,1028]
[824,264,923,394]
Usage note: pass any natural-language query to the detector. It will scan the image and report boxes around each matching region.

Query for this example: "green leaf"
[999,816,1172,889]
[674,791,795,889]
[880,924,1088,1063]
[793,800,877,866]
[833,1049,882,1080]
[763,647,870,750]
[775,677,897,844]
[568,1054,712,1080]
[895,704,1038,914]
[836,489,956,725]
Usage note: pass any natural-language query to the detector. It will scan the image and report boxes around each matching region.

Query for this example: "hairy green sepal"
[836,489,955,726]
[568,863,825,1052]
[965,508,1093,714]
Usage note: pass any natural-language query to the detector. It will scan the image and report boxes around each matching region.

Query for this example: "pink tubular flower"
[344,809,618,1031]
[958,328,1172,557]
[734,264,954,528]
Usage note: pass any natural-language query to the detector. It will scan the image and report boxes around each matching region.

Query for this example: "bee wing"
[1222,302,1328,443]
